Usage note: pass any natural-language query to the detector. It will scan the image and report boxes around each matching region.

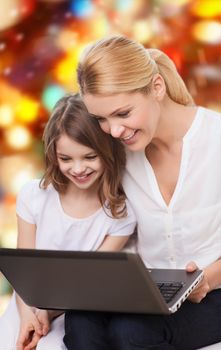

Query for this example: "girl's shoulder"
[18,179,55,201]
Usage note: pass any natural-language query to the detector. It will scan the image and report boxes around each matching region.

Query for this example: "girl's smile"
[56,134,104,190]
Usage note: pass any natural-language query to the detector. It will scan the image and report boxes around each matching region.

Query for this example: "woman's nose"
[109,124,125,138]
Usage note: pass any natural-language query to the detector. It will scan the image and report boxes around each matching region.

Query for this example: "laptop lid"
[0,248,203,314]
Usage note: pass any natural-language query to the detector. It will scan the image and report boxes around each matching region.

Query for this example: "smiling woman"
[61,35,221,350]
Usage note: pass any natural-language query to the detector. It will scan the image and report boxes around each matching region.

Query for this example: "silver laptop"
[0,248,203,314]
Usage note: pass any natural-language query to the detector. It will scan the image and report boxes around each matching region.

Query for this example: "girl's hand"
[16,308,43,350]
[35,309,51,336]
[186,261,209,303]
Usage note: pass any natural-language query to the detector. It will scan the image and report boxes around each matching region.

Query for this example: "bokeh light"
[42,84,66,111]
[192,20,221,44]
[0,105,14,127]
[5,125,32,150]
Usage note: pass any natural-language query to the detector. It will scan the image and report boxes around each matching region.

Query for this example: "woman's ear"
[151,73,166,100]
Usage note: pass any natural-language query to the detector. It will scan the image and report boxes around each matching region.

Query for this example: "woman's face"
[84,91,161,152]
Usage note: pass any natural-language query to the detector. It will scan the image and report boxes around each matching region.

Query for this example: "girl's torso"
[16,180,136,251]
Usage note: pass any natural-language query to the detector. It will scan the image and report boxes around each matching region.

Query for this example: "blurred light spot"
[71,0,94,18]
[132,20,153,43]
[192,20,221,44]
[116,0,133,11]
[16,97,39,123]
[56,29,78,52]
[0,105,14,127]
[190,0,221,18]
[0,43,6,51]
[3,67,12,76]
[42,84,66,111]
[5,125,32,150]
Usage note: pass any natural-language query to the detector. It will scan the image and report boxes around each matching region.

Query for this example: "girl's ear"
[151,73,166,101]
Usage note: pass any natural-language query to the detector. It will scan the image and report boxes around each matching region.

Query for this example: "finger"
[17,329,33,350]
[37,314,50,335]
[42,323,50,336]
[186,261,198,272]
[24,332,42,350]
[32,318,43,336]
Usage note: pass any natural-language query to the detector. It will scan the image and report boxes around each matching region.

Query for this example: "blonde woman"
[63,36,221,350]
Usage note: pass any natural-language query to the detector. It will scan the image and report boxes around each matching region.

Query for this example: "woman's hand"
[16,307,43,350]
[185,261,210,303]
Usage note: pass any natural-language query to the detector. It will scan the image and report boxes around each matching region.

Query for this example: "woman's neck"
[152,98,197,151]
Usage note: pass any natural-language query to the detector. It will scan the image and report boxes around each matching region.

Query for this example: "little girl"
[0,94,136,350]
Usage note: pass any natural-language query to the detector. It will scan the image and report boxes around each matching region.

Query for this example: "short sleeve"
[16,180,39,224]
[108,200,136,236]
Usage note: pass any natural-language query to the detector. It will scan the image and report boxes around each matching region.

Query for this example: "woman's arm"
[98,235,130,252]
[186,259,221,303]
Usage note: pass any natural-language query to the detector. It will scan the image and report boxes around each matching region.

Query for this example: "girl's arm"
[16,216,46,350]
[98,235,130,252]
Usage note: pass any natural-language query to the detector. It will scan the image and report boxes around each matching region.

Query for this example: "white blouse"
[123,107,221,269]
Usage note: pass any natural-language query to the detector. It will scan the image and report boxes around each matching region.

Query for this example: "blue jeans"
[64,289,221,350]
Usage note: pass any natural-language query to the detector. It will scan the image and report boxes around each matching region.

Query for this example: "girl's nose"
[109,124,125,138]
[71,162,86,175]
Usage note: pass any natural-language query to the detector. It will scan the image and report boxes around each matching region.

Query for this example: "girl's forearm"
[16,293,34,316]
[98,235,130,251]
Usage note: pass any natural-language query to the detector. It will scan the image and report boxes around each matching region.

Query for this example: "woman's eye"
[117,111,130,117]
[96,117,106,123]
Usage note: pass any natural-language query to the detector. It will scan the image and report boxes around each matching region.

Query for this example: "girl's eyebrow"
[56,152,69,156]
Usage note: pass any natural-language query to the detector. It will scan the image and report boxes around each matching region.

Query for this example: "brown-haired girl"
[0,94,136,350]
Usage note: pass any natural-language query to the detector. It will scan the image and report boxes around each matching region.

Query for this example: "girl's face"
[84,91,161,152]
[56,134,104,190]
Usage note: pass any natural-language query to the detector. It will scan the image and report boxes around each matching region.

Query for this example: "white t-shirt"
[123,106,221,269]
[16,179,136,251]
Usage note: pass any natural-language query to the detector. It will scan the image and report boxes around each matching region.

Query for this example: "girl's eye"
[58,157,71,162]
[86,155,97,160]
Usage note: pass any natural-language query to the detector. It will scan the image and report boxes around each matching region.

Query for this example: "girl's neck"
[59,182,101,219]
[65,181,99,199]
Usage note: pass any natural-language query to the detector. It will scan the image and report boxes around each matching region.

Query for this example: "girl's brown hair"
[77,35,194,106]
[40,94,127,218]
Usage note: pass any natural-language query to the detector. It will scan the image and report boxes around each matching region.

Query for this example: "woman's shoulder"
[199,106,221,123]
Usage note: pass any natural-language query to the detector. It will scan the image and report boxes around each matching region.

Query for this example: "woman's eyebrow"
[90,105,131,119]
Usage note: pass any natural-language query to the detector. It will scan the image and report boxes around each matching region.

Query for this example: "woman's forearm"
[205,258,221,291]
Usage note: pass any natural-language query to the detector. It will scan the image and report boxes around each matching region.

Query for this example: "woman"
[64,36,221,349]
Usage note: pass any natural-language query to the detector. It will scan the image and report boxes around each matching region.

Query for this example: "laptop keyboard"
[156,282,183,303]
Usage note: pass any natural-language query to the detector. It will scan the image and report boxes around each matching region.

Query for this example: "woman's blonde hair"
[77,35,194,105]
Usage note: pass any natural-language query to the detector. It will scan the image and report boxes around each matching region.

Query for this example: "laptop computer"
[0,248,203,314]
